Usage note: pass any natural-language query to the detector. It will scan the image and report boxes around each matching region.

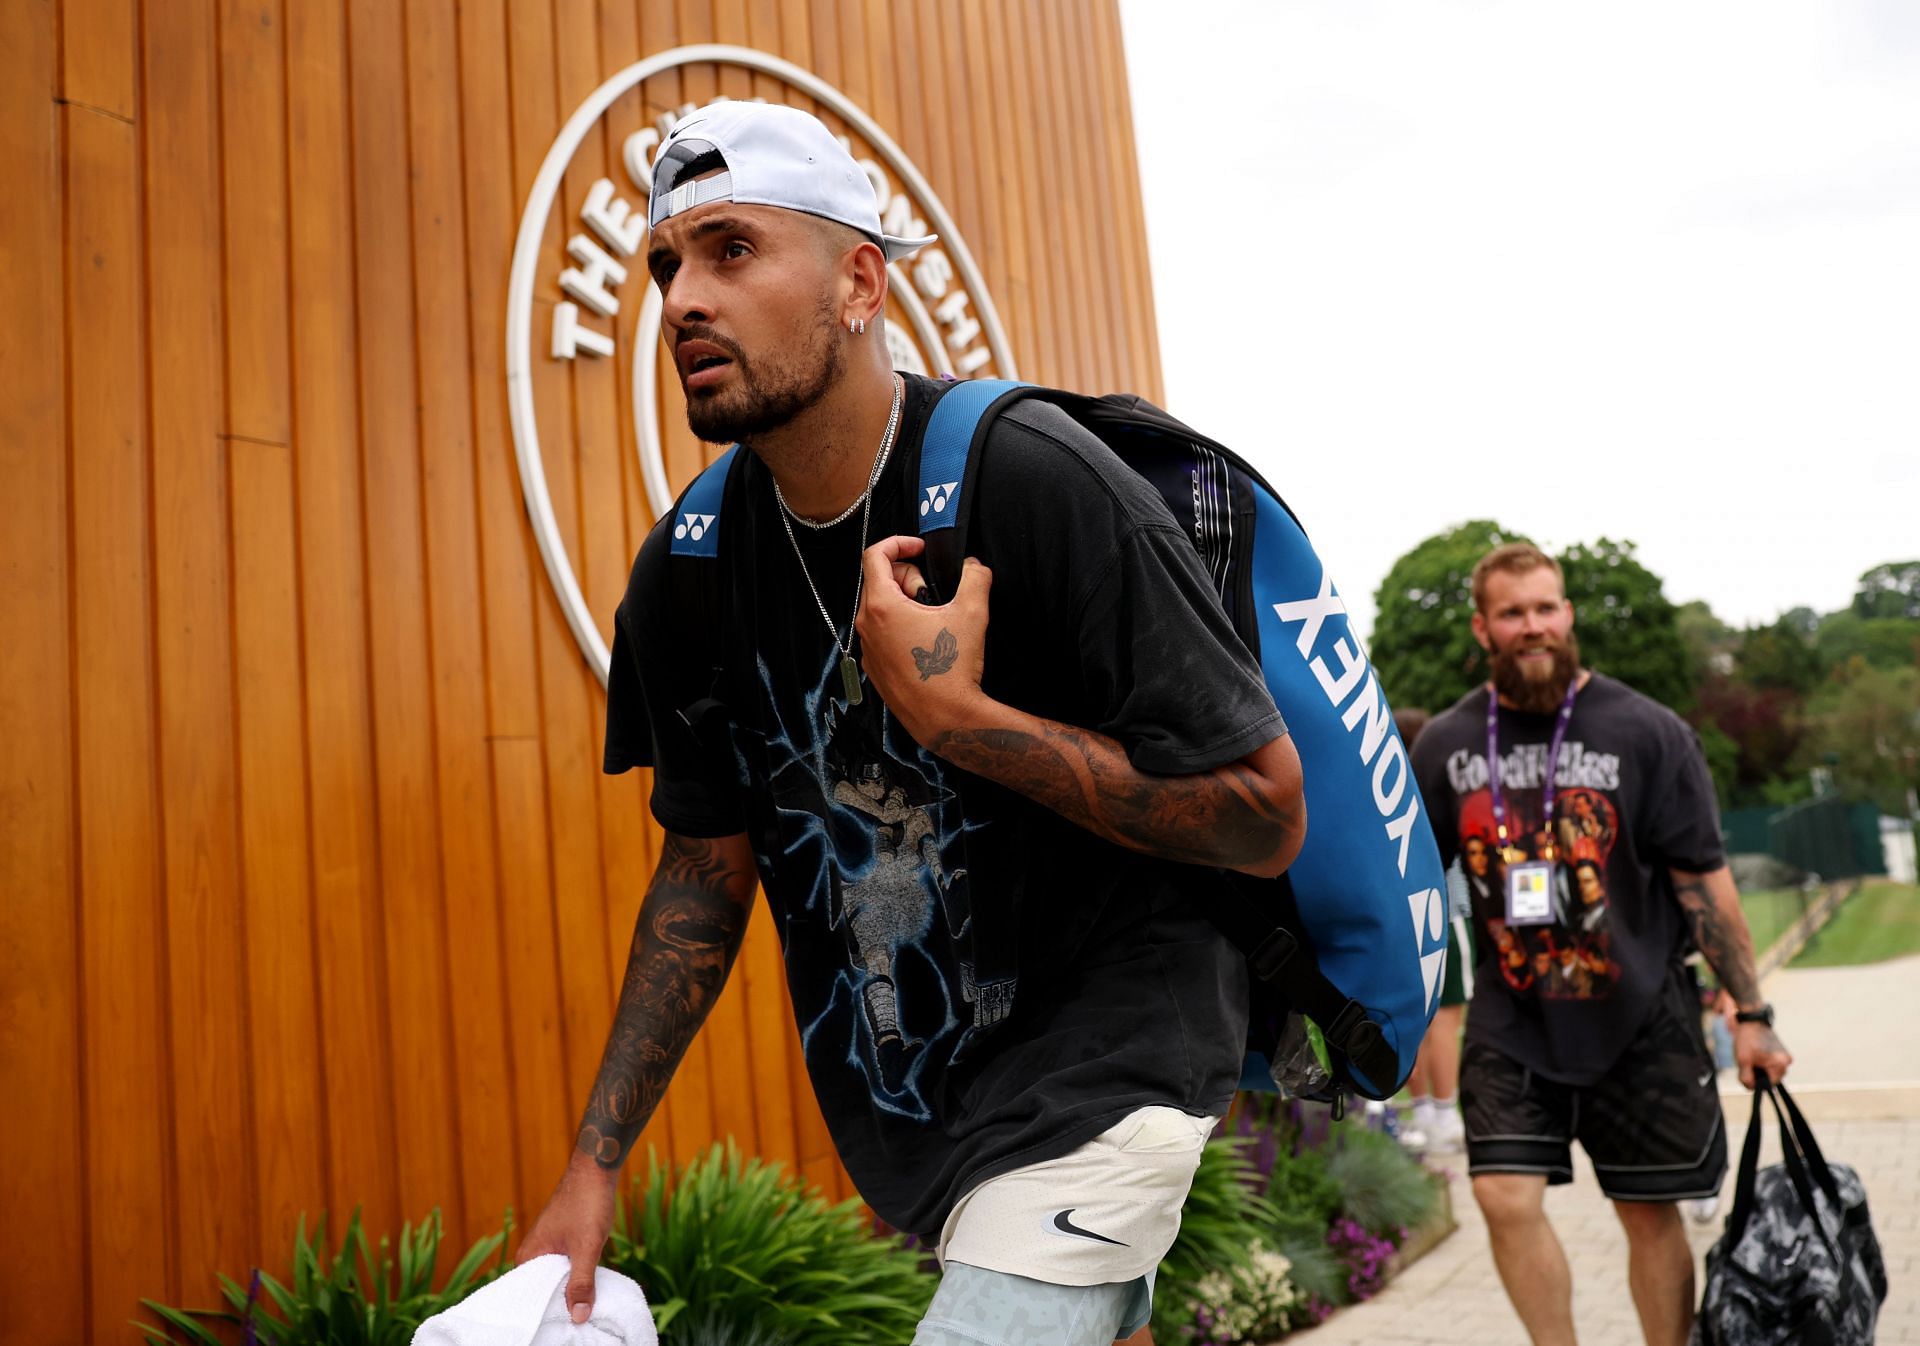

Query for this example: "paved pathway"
[1297,953,1920,1345]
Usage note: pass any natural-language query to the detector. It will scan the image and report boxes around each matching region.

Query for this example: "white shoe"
[1396,1125,1430,1152]
[1427,1109,1466,1152]
[1685,1195,1720,1224]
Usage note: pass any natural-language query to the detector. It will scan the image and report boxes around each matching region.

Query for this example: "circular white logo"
[506,44,1016,684]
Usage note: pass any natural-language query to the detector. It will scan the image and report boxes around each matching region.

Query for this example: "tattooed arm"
[856,539,1306,878]
[517,830,759,1322]
[1672,865,1792,1088]
[932,715,1304,878]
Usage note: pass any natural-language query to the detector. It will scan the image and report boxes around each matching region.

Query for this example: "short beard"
[1489,629,1582,714]
[683,300,842,444]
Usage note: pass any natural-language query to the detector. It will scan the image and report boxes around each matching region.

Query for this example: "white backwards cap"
[649,100,937,263]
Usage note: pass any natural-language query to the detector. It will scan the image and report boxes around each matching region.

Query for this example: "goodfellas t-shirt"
[1409,674,1724,1085]
[604,375,1286,1236]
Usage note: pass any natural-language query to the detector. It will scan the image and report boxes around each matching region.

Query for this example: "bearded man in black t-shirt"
[1410,542,1790,1346]
[512,101,1306,1346]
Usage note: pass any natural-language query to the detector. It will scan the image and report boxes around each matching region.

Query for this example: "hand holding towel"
[412,1253,658,1346]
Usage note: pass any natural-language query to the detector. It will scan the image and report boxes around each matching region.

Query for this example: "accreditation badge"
[1505,860,1556,927]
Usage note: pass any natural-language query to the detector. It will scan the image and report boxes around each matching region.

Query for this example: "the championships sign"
[506,44,1016,684]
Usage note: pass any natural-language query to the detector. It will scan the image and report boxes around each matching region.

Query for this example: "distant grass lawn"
[1740,887,1811,957]
[1792,881,1920,968]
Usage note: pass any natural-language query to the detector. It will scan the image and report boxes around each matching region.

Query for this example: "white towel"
[411,1254,658,1346]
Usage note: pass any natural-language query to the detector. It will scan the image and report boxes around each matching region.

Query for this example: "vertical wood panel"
[994,0,1058,384]
[455,0,574,1217]
[1093,0,1164,401]
[217,0,332,1260]
[959,0,1031,378]
[68,104,176,1330]
[1036,0,1104,392]
[404,0,523,1234]
[218,0,292,446]
[142,0,261,1301]
[59,0,135,121]
[0,5,86,1340]
[346,0,466,1234]
[285,0,402,1235]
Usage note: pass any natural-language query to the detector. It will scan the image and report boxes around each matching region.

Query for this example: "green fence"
[1722,806,1777,856]
[1766,799,1886,880]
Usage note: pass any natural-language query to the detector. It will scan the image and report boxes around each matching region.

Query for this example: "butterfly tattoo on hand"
[912,628,959,680]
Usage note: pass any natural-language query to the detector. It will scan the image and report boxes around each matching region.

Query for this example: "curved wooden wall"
[0,1,1162,1338]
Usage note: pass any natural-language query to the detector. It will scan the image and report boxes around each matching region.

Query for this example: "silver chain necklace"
[772,373,903,706]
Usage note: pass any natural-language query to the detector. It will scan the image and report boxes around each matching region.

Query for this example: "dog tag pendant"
[840,653,863,705]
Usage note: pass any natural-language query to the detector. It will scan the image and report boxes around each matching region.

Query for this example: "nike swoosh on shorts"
[1052,1209,1128,1247]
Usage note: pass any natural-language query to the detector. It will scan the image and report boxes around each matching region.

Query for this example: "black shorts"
[1461,968,1727,1203]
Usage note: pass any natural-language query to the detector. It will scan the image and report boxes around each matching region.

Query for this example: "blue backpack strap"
[668,443,740,557]
[916,379,1032,601]
[667,445,743,737]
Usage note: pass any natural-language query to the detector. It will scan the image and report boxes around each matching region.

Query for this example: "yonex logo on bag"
[1407,886,1447,1011]
[1273,565,1424,878]
[674,513,715,542]
[921,482,960,516]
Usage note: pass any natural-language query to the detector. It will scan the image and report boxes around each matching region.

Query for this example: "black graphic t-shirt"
[604,375,1286,1236]
[1409,674,1723,1085]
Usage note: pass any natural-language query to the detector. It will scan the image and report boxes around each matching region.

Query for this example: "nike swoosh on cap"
[1052,1209,1127,1247]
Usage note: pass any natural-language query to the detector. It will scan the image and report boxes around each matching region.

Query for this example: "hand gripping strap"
[667,444,741,558]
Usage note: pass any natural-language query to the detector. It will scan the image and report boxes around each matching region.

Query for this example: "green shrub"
[606,1142,934,1345]
[1264,1217,1350,1308]
[1327,1125,1439,1236]
[1152,1137,1277,1341]
[1264,1138,1343,1231]
[136,1208,510,1346]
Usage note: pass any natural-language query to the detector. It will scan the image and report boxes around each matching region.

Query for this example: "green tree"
[1780,605,1822,638]
[1369,520,1521,712]
[1852,560,1920,620]
[1558,538,1693,711]
[1814,610,1920,674]
[1677,600,1736,684]
[1737,615,1823,695]
[1798,661,1920,813]
[1695,720,1741,805]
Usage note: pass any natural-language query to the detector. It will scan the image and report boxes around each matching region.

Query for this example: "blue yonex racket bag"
[663,380,1448,1099]
[914,381,1449,1098]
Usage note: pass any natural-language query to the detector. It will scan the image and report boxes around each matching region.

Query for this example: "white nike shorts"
[936,1105,1220,1285]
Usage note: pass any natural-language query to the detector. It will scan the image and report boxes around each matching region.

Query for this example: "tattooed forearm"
[576,833,756,1170]
[1673,866,1763,1008]
[929,719,1304,877]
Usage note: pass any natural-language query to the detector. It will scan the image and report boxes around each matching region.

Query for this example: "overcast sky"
[1119,0,1920,640]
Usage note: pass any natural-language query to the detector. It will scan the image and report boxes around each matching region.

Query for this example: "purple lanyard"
[1486,679,1580,846]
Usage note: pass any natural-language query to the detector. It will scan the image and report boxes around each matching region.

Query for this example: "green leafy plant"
[1264,1216,1350,1309]
[1264,1137,1342,1233]
[136,1207,511,1346]
[1152,1137,1277,1341]
[605,1142,934,1345]
[1326,1125,1439,1236]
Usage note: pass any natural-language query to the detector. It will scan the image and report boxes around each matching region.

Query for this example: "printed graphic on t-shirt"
[750,644,1013,1122]
[1442,741,1624,1002]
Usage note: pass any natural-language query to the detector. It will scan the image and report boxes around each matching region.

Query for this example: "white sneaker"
[1685,1195,1720,1224]
[1427,1108,1466,1152]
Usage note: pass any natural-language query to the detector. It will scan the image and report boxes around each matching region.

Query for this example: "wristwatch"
[1733,1004,1775,1026]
